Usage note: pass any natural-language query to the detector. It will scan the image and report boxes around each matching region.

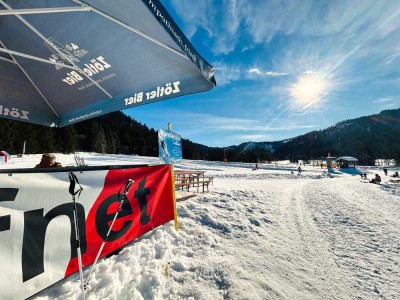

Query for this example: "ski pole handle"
[124,179,133,194]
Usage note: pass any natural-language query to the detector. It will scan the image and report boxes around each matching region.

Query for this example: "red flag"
[66,165,175,276]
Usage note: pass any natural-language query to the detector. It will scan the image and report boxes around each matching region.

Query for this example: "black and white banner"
[0,165,176,299]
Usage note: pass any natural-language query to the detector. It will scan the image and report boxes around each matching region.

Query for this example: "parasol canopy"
[0,0,216,127]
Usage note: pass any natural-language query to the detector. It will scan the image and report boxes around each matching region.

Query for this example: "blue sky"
[126,0,400,147]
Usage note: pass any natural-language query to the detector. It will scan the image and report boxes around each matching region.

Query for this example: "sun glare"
[290,74,328,107]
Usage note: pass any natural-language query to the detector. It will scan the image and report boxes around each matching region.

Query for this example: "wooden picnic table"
[174,170,205,180]
[174,170,212,193]
[174,170,205,175]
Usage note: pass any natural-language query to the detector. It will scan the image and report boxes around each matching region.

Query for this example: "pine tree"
[61,126,78,153]
[92,122,107,153]
[392,145,400,166]
[105,128,117,154]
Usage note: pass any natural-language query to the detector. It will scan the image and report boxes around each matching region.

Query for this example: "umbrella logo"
[66,43,88,58]
[48,54,63,70]
[45,37,79,65]
[47,41,88,71]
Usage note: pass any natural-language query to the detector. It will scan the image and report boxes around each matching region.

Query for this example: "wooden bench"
[206,176,214,185]
[174,170,213,193]
[175,180,211,193]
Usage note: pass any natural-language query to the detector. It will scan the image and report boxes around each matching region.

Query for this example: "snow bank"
[2,153,399,299]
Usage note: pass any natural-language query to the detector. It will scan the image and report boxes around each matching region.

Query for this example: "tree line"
[0,112,263,162]
[1,109,399,165]
[271,108,400,165]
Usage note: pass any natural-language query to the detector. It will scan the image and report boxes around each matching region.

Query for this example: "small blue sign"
[158,129,182,164]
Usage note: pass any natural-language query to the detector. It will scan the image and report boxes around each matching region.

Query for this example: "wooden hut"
[337,156,358,168]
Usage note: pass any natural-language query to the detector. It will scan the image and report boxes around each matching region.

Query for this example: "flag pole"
[22,140,26,162]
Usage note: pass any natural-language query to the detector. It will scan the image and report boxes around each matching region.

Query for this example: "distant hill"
[268,108,400,164]
[1,109,399,164]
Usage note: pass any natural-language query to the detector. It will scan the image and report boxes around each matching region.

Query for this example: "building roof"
[337,156,358,162]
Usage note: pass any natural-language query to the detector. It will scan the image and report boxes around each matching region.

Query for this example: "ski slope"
[2,153,399,300]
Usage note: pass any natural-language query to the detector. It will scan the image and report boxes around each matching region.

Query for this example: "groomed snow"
[2,153,399,300]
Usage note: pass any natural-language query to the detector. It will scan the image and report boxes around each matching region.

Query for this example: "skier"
[298,165,302,175]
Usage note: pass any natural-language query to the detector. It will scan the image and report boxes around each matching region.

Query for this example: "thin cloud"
[214,64,287,86]
[372,97,400,109]
[168,0,215,39]
[169,0,400,55]
[386,50,400,64]
[213,62,242,86]
[173,112,317,133]
[266,124,318,131]
[233,134,274,141]
[372,97,395,103]
[248,68,287,77]
[291,110,318,116]
[378,103,399,110]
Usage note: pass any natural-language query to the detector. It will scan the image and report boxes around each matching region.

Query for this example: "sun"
[290,73,328,107]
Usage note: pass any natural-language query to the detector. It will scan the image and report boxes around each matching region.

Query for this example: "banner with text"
[0,164,175,299]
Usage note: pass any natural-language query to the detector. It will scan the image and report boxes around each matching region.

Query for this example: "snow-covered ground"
[2,153,400,300]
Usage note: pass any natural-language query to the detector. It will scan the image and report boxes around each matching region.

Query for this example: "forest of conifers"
[1,109,399,164]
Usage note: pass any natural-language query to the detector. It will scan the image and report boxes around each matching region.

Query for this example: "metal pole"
[68,172,85,300]
[72,196,86,300]
[84,179,134,288]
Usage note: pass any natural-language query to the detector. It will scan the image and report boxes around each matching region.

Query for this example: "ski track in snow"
[305,179,400,300]
[3,154,399,300]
